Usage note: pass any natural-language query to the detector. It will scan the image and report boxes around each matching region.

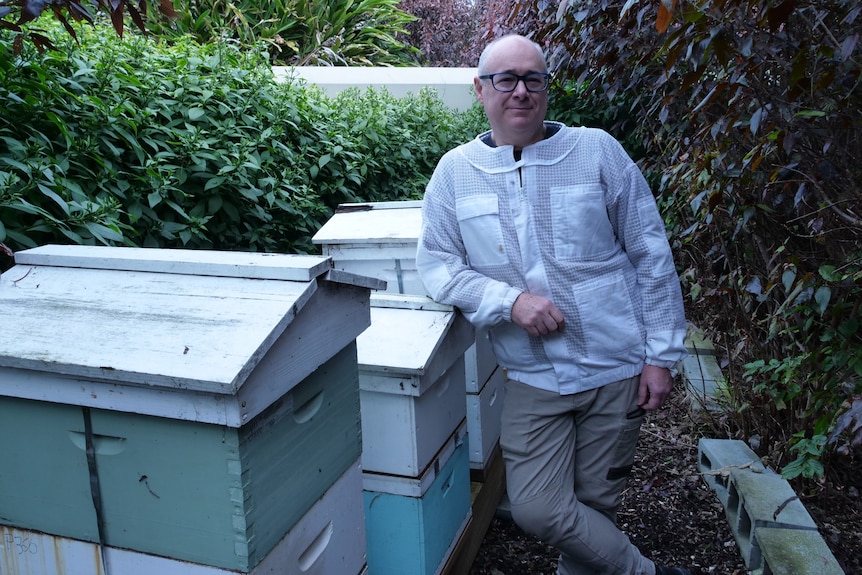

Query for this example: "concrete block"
[698,440,841,572]
[685,325,718,355]
[726,469,818,567]
[697,439,772,505]
[729,470,817,529]
[682,351,726,410]
[682,352,724,387]
[681,325,728,410]
[756,527,844,575]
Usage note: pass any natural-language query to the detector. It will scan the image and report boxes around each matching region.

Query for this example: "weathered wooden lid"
[356,293,473,396]
[0,245,376,397]
[311,200,422,246]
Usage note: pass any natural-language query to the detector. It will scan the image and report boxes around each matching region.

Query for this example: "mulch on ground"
[469,387,861,575]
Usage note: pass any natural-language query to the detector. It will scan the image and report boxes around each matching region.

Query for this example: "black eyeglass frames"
[478,72,550,93]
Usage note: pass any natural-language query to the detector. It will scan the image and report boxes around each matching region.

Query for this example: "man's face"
[474,37,549,149]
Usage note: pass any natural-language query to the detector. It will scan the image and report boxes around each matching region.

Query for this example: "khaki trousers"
[500,376,656,575]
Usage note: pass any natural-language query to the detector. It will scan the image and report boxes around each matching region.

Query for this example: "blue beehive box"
[362,422,472,575]
[0,245,383,572]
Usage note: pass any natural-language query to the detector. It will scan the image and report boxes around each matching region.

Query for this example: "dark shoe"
[656,567,694,575]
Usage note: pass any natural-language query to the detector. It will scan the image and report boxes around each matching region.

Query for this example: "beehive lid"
[311,200,422,247]
[0,245,353,395]
[356,293,473,396]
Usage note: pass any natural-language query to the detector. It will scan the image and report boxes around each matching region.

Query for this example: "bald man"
[417,34,692,575]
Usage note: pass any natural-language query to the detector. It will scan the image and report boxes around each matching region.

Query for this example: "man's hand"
[638,364,673,410]
[511,292,565,337]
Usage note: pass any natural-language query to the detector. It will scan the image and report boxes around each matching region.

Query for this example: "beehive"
[355,294,474,575]
[362,421,472,575]
[0,245,382,573]
[312,200,426,296]
[313,201,503,472]
[356,294,473,477]
[466,365,506,473]
[0,460,366,575]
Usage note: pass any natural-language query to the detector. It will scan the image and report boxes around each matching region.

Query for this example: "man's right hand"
[511,292,565,337]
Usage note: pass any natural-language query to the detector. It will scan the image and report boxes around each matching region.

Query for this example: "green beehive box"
[0,245,383,572]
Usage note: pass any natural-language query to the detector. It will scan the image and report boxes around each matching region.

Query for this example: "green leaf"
[838,319,859,339]
[165,200,190,219]
[5,229,38,249]
[59,228,85,244]
[794,110,827,118]
[128,202,144,222]
[188,107,206,120]
[239,187,263,201]
[37,184,70,215]
[208,196,224,214]
[204,176,227,191]
[0,157,31,173]
[818,265,840,282]
[148,191,163,208]
[814,286,831,315]
[85,222,124,243]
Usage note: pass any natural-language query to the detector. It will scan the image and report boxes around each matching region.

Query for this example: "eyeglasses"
[478,72,550,93]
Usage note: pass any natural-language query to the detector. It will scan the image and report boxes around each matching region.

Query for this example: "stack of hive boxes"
[313,201,506,574]
[0,245,382,575]
[357,294,474,575]
[313,200,506,478]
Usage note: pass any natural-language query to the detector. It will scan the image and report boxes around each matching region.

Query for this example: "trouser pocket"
[606,405,645,481]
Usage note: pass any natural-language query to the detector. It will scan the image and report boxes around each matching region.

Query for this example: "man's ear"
[473,77,485,104]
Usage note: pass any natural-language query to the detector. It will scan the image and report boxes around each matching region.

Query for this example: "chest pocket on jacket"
[551,184,617,260]
[457,195,508,267]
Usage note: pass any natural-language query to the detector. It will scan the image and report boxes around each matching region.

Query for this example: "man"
[416,34,692,575]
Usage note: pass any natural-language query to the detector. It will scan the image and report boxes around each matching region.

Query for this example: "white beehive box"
[464,331,501,472]
[466,365,506,471]
[356,294,473,477]
[0,244,383,573]
[312,200,425,295]
[314,201,504,474]
[465,330,498,394]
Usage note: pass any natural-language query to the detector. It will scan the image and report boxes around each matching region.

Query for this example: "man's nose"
[512,78,530,95]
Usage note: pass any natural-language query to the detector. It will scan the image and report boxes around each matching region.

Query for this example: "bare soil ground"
[468,388,862,575]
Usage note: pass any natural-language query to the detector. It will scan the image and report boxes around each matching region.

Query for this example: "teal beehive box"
[362,422,472,575]
[0,245,383,572]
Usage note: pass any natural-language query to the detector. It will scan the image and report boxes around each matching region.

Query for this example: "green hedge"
[0,26,486,259]
[0,24,628,265]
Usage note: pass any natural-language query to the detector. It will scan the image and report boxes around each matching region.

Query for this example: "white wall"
[272,66,479,111]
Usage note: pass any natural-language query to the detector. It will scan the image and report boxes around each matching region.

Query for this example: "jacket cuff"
[502,288,523,323]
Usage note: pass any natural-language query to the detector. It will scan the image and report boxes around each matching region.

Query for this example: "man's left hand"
[638,364,673,410]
